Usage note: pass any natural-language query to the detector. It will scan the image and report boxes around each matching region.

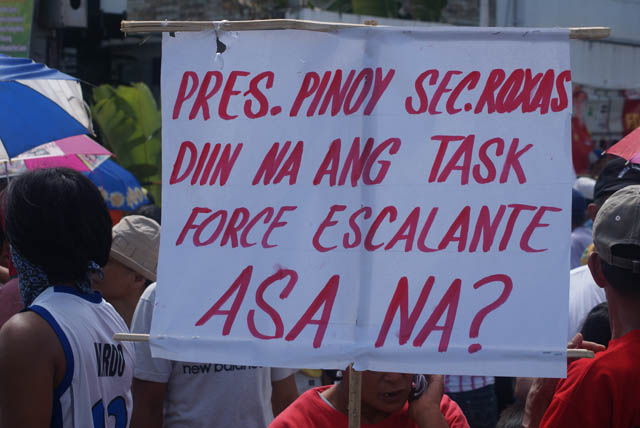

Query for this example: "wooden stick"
[348,364,362,428]
[113,333,150,342]
[567,349,595,359]
[568,27,610,40]
[120,19,610,40]
[111,333,597,360]
[121,19,365,34]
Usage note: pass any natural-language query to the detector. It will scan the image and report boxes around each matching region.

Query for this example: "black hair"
[5,168,112,284]
[133,204,162,225]
[496,401,525,428]
[600,244,640,296]
[580,302,610,346]
[322,369,343,385]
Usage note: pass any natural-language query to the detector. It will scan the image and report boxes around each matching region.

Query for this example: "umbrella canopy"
[0,135,111,176]
[607,126,640,164]
[0,54,92,160]
[84,159,150,211]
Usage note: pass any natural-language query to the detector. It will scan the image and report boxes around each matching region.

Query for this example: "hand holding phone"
[408,375,448,428]
[409,374,428,401]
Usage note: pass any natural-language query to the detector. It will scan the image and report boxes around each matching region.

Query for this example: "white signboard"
[155,26,573,377]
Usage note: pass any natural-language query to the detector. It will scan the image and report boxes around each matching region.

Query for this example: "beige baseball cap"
[593,185,640,273]
[110,215,160,281]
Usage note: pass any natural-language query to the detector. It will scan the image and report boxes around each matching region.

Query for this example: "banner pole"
[113,333,150,342]
[119,19,610,40]
[113,333,595,360]
[348,363,362,428]
[112,334,596,360]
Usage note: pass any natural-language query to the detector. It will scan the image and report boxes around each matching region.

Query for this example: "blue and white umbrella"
[84,159,150,211]
[0,54,92,161]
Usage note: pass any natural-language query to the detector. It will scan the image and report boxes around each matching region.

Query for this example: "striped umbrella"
[0,54,92,161]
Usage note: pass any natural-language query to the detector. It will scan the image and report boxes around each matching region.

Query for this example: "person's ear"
[133,274,146,290]
[587,252,608,289]
[586,203,599,222]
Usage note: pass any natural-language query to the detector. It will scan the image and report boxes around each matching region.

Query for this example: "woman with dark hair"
[0,168,134,427]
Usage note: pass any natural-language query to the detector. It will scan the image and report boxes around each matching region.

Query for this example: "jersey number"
[92,396,127,428]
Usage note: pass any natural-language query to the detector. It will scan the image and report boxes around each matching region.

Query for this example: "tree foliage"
[350,0,447,21]
[91,83,162,205]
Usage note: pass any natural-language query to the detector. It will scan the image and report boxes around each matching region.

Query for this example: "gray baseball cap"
[593,185,640,273]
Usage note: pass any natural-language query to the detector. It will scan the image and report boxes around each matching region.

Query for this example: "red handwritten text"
[253,140,304,185]
[405,68,571,115]
[375,273,512,352]
[176,206,297,248]
[194,266,339,348]
[169,141,242,186]
[314,136,401,186]
[312,203,562,253]
[290,67,395,117]
[428,134,533,185]
[172,70,277,120]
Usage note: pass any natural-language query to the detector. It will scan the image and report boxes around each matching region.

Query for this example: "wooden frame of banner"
[117,19,607,425]
[114,333,593,427]
[120,19,610,40]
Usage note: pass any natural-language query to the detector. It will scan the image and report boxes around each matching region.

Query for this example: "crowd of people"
[0,138,638,427]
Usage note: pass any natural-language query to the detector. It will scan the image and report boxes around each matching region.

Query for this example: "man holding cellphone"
[270,368,469,427]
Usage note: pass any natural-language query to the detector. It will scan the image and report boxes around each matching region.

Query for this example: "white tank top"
[29,286,134,428]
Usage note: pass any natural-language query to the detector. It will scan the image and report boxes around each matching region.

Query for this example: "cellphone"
[409,374,427,401]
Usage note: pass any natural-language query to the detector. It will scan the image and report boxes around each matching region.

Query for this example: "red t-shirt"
[270,385,469,428]
[541,329,640,428]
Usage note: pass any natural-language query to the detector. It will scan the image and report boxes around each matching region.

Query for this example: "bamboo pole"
[348,364,362,428]
[568,27,610,40]
[567,349,595,358]
[113,333,151,342]
[120,19,610,40]
[121,19,366,34]
[112,334,596,359]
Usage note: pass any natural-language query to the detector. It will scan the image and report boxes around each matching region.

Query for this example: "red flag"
[572,116,594,175]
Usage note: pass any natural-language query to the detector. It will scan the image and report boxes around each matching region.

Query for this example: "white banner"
[155,26,573,377]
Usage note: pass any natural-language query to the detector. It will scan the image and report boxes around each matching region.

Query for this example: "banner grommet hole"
[216,37,227,54]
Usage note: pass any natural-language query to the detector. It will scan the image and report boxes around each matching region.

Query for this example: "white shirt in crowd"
[131,283,296,428]
[567,265,606,341]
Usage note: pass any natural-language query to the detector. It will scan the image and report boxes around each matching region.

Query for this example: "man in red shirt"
[270,369,468,428]
[525,185,640,427]
[571,88,595,175]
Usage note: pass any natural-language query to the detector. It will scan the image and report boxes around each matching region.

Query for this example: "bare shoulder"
[0,312,65,427]
[0,310,63,368]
